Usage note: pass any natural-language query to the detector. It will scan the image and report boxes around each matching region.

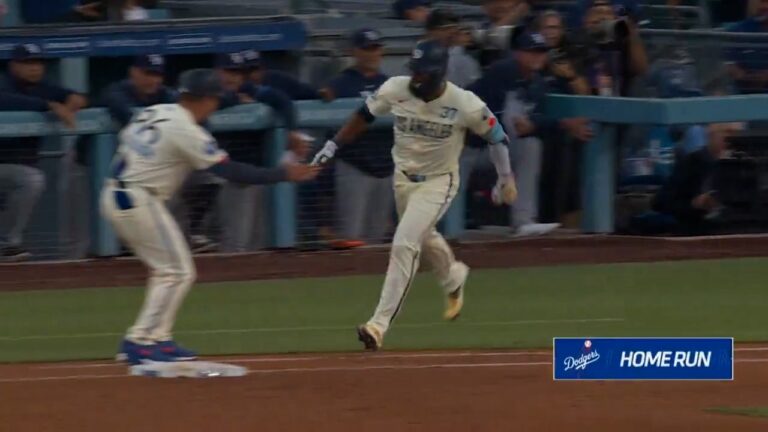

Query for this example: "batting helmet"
[408,39,449,100]
[177,68,224,98]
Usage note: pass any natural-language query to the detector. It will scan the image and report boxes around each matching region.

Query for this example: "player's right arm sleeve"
[207,160,287,185]
[0,91,50,111]
[364,77,396,116]
[176,126,230,170]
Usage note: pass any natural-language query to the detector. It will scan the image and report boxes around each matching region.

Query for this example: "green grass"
[706,407,768,419]
[1,257,767,362]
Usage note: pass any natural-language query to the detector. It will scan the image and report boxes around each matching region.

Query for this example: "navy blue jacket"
[100,80,178,127]
[0,75,77,164]
[217,83,297,166]
[468,56,554,147]
[221,83,296,130]
[327,68,393,178]
[263,71,320,101]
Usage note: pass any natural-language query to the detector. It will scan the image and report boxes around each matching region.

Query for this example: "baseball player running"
[311,40,517,350]
[103,69,319,365]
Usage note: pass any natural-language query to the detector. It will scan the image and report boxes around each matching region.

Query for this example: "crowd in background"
[1,0,768,260]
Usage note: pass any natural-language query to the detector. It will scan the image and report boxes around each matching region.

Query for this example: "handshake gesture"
[310,140,338,166]
[491,175,518,206]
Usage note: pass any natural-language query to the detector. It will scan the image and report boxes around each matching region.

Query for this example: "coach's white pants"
[101,183,196,344]
[367,170,460,335]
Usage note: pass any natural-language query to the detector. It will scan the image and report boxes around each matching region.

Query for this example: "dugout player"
[320,28,395,244]
[0,43,86,260]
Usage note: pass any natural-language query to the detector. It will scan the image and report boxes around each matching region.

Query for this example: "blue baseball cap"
[516,32,549,52]
[351,28,384,49]
[133,54,165,74]
[12,43,44,61]
[393,0,431,19]
[241,49,262,69]
[408,39,448,74]
[178,69,224,98]
[215,52,247,70]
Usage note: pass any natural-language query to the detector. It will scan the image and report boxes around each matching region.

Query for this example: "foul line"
[7,358,768,384]
[1,360,551,383]
[0,318,623,342]
[35,350,554,370]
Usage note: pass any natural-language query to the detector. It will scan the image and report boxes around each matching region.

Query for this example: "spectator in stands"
[425,9,481,88]
[115,0,152,21]
[320,28,395,246]
[469,32,592,237]
[652,123,743,235]
[0,44,87,260]
[570,0,640,28]
[393,0,431,23]
[0,0,7,26]
[101,55,176,127]
[21,0,102,23]
[578,0,648,96]
[726,0,768,94]
[476,0,533,68]
[241,50,321,101]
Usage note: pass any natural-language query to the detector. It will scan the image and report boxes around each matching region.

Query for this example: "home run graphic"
[553,338,734,380]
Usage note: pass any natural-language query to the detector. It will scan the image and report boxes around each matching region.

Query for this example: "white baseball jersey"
[112,104,228,200]
[366,76,495,177]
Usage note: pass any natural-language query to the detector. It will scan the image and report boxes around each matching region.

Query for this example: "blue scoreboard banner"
[553,337,734,381]
[0,18,306,59]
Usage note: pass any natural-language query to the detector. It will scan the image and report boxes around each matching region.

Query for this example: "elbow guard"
[357,104,375,124]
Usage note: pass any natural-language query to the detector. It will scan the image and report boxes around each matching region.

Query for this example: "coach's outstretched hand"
[285,164,322,182]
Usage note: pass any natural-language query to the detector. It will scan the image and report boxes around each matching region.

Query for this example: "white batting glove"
[491,175,518,206]
[310,140,338,166]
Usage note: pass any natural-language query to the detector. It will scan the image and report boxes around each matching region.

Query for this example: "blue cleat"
[156,340,198,361]
[117,339,177,365]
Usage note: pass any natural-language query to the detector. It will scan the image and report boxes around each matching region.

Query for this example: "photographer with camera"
[537,10,591,96]
[575,0,648,96]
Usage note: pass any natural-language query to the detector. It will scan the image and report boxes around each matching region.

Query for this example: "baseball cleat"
[118,339,177,365]
[157,340,198,361]
[444,262,469,321]
[357,324,383,351]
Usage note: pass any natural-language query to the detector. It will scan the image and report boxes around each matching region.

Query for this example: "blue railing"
[0,98,408,257]
[546,94,768,233]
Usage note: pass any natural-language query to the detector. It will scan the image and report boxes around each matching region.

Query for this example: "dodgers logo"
[563,340,601,372]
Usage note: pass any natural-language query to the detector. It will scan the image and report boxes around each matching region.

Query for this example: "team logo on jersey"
[412,49,423,59]
[395,115,453,139]
[203,140,219,155]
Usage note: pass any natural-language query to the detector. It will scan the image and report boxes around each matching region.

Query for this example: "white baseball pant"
[101,181,195,343]
[367,170,462,335]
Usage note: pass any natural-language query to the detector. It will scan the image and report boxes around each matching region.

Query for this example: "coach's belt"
[401,171,447,183]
